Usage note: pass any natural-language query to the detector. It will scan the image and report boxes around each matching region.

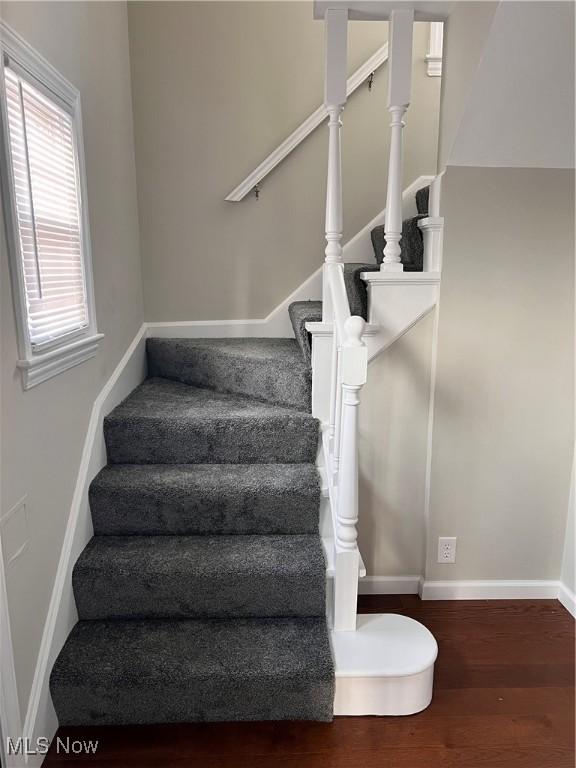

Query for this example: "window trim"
[0,22,102,389]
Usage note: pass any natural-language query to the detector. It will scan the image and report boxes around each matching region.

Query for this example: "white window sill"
[17,333,104,390]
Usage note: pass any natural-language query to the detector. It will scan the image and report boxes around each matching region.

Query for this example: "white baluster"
[332,344,342,477]
[323,8,347,320]
[381,9,414,272]
[334,316,366,631]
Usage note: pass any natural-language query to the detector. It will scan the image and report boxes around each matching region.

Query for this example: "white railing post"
[323,8,347,320]
[334,316,367,631]
[426,22,444,77]
[381,9,414,272]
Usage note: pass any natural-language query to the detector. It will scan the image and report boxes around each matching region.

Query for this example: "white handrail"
[225,43,389,202]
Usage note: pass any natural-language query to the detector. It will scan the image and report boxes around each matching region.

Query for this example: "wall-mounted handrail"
[225,42,389,202]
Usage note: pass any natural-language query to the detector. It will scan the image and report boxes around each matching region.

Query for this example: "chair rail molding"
[225,42,389,202]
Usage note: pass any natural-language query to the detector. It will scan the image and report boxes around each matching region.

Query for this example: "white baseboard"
[558,582,576,618]
[22,325,148,764]
[419,579,562,601]
[358,576,422,595]
[147,175,435,339]
[146,267,322,339]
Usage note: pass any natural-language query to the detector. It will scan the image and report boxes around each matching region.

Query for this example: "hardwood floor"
[43,596,575,767]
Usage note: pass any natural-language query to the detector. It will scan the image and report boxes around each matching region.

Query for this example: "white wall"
[0,1,143,722]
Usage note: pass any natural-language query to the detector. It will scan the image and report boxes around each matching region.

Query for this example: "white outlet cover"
[437,536,457,564]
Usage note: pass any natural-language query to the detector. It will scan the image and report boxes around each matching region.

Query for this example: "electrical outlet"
[437,536,457,564]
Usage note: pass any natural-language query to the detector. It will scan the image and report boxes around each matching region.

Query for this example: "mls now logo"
[7,737,98,756]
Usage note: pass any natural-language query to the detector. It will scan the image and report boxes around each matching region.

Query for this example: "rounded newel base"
[331,613,438,716]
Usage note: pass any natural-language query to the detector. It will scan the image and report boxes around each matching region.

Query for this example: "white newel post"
[334,316,367,631]
[381,9,414,272]
[322,9,347,321]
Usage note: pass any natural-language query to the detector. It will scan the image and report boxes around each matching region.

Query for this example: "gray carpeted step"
[147,338,311,412]
[288,301,322,363]
[73,534,326,620]
[50,616,334,725]
[90,463,320,536]
[343,263,379,319]
[104,378,319,465]
[416,185,430,215]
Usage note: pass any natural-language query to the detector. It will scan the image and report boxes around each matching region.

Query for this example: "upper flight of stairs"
[50,338,334,726]
[289,185,430,359]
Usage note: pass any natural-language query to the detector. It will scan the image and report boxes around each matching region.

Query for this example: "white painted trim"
[0,535,25,768]
[361,271,441,286]
[558,583,576,618]
[149,176,434,339]
[425,21,443,76]
[358,576,421,594]
[0,23,101,389]
[419,579,562,601]
[17,333,104,390]
[225,44,389,202]
[146,266,323,339]
[22,325,147,766]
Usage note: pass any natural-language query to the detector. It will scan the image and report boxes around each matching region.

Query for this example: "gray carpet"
[104,378,319,464]
[90,463,320,536]
[73,534,326,620]
[288,301,322,363]
[50,617,334,725]
[50,336,334,724]
[147,337,311,411]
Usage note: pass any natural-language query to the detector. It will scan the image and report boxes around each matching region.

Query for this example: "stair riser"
[147,339,311,411]
[104,416,319,464]
[52,680,334,726]
[90,486,320,536]
[73,571,326,620]
[50,617,334,725]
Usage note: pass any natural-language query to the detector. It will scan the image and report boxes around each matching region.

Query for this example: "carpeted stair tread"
[288,301,322,363]
[147,337,311,411]
[343,263,379,319]
[50,616,334,725]
[90,463,320,536]
[416,185,430,215]
[104,377,319,464]
[73,534,326,620]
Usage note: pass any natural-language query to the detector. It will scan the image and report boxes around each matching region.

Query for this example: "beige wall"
[426,166,574,581]
[449,2,574,169]
[0,2,143,720]
[128,2,441,322]
[437,1,498,170]
[359,314,434,577]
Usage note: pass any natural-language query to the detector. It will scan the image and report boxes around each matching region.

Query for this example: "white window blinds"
[4,63,89,348]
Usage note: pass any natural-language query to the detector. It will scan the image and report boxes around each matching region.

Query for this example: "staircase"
[49,6,443,727]
[50,339,334,725]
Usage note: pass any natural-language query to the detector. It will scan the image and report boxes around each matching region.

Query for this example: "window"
[0,24,102,388]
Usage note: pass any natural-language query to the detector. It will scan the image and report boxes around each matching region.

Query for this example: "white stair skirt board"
[332,613,437,716]
[21,326,148,767]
